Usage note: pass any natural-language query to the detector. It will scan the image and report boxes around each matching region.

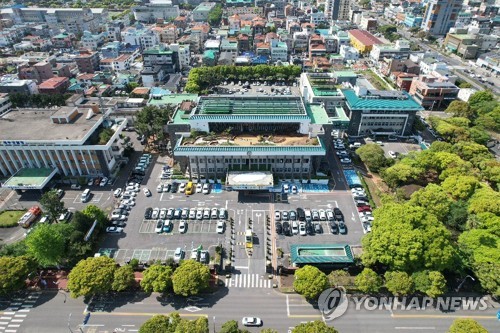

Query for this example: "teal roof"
[148,94,198,107]
[306,103,330,125]
[195,96,306,116]
[190,114,309,121]
[172,108,191,125]
[335,70,356,78]
[174,144,326,154]
[290,244,354,265]
[342,89,423,111]
[204,50,217,60]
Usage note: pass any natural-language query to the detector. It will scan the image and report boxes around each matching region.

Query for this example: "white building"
[0,93,12,116]
[271,40,288,62]
[132,0,180,23]
[80,30,108,51]
[169,43,190,70]
[339,45,359,62]
[121,26,160,50]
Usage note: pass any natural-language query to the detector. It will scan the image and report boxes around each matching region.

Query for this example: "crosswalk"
[225,274,273,289]
[0,291,41,333]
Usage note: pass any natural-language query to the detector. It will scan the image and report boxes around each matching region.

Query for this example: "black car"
[339,222,347,234]
[314,223,323,234]
[144,207,153,219]
[333,208,344,221]
[329,222,339,234]
[296,208,305,221]
[171,183,179,193]
[275,221,283,235]
[306,222,314,235]
[283,221,291,236]
[164,184,171,192]
[114,221,127,228]
[353,195,368,201]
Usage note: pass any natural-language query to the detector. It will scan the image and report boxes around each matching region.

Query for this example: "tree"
[384,271,414,296]
[81,204,108,229]
[441,175,479,200]
[0,256,36,294]
[172,260,210,296]
[67,256,117,298]
[260,329,279,333]
[447,318,488,333]
[468,91,495,111]
[219,320,240,333]
[356,144,389,173]
[328,269,351,288]
[445,100,474,118]
[467,186,500,215]
[135,105,173,149]
[412,271,447,298]
[292,321,339,333]
[25,223,67,267]
[458,81,472,88]
[445,201,469,231]
[112,265,136,292]
[409,184,453,221]
[175,317,209,333]
[138,315,171,333]
[293,265,329,300]
[141,264,173,293]
[355,268,383,294]
[40,189,65,223]
[208,4,223,26]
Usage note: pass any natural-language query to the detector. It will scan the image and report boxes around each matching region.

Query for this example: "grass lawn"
[0,210,25,228]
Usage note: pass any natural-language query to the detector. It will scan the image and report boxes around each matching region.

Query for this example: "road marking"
[392,314,496,319]
[89,312,208,318]
[395,328,435,330]
[10,320,22,323]
[17,310,29,313]
[2,313,14,316]
[0,322,9,325]
[13,315,26,318]
[286,295,290,317]
[7,325,19,328]
[0,318,11,320]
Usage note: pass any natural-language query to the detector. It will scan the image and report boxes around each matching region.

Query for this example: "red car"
[357,206,372,212]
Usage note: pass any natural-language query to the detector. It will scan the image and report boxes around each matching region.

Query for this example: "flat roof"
[290,244,354,265]
[0,109,102,142]
[181,133,320,147]
[306,103,330,125]
[226,171,274,188]
[194,96,307,116]
[148,94,198,106]
[2,167,57,190]
[342,89,423,111]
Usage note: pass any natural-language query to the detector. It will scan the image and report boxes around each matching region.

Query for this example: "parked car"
[314,223,323,234]
[283,221,291,236]
[179,220,187,233]
[339,222,347,234]
[155,220,164,233]
[106,226,123,233]
[217,221,225,234]
[99,177,108,187]
[275,221,283,235]
[282,211,289,221]
[333,208,343,221]
[156,184,163,193]
[196,183,203,193]
[159,208,167,219]
[113,188,122,198]
[162,220,173,233]
[275,211,281,221]
[242,317,262,327]
[143,188,152,197]
[144,207,153,219]
[189,209,196,220]
[299,222,306,236]
[329,222,339,234]
[173,247,184,263]
[202,183,210,194]
[218,208,227,220]
[211,208,218,219]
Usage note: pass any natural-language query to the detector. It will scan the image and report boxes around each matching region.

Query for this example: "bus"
[185,181,194,195]
[245,229,253,249]
[81,189,91,202]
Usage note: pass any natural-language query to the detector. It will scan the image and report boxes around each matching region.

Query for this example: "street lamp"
[213,316,216,333]
[455,275,475,292]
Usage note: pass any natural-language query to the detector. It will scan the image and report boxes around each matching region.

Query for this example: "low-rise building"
[271,40,288,62]
[476,51,500,74]
[0,79,38,95]
[38,76,70,95]
[348,29,383,54]
[370,40,410,61]
[409,74,460,110]
[132,0,180,23]
[339,45,359,62]
[444,33,480,59]
[75,50,100,74]
[142,45,178,73]
[193,2,216,22]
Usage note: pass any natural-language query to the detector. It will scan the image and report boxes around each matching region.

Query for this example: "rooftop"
[2,167,57,190]
[348,29,383,46]
[306,103,330,125]
[290,244,354,265]
[148,94,198,107]
[194,96,307,116]
[181,133,320,147]
[0,109,103,142]
[342,89,423,111]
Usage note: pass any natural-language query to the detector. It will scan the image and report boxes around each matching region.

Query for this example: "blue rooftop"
[342,89,423,111]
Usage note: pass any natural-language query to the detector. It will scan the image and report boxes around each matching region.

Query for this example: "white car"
[211,208,218,219]
[143,188,152,197]
[106,226,123,233]
[155,220,164,233]
[113,188,122,198]
[291,185,298,194]
[216,221,225,234]
[336,150,348,156]
[319,209,327,221]
[123,191,137,197]
[218,208,227,220]
[151,208,160,219]
[179,183,186,193]
[173,247,184,263]
[126,186,139,192]
[283,184,289,192]
[196,183,203,193]
[363,222,372,232]
[340,158,352,164]
[110,214,127,221]
[361,216,375,223]
[275,211,281,221]
[189,209,196,219]
[167,208,174,219]
[388,151,397,159]
[181,208,189,219]
[156,184,163,193]
[179,220,187,233]
[100,177,108,187]
[121,199,135,206]
[242,317,262,327]
[326,209,334,221]
[299,222,306,236]
[203,208,210,219]
[196,208,204,220]
[159,208,167,219]
[359,211,373,219]
[202,183,210,194]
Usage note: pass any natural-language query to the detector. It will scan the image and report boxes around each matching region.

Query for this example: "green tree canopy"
[219,320,240,333]
[412,270,447,298]
[467,186,500,215]
[141,264,173,293]
[174,317,209,333]
[81,204,108,229]
[40,189,65,223]
[0,256,36,294]
[135,105,173,149]
[208,4,223,26]
[112,265,136,292]
[355,268,383,294]
[384,271,414,296]
[441,175,479,200]
[293,265,329,300]
[291,320,339,333]
[68,256,117,298]
[26,223,68,267]
[409,183,453,221]
[356,144,390,173]
[172,260,210,296]
[445,100,474,118]
[447,318,488,333]
[139,313,179,333]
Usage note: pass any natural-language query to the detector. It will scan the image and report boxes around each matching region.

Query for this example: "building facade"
[421,0,462,35]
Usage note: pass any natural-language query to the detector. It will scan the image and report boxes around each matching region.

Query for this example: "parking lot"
[363,138,422,159]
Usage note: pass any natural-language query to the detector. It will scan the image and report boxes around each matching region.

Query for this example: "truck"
[18,206,42,228]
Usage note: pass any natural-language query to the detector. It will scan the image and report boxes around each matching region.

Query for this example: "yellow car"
[185,181,194,195]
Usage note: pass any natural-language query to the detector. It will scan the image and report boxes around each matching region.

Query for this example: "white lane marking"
[395,327,436,330]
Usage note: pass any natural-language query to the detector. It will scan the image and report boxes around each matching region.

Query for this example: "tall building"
[421,0,462,35]
[325,0,351,20]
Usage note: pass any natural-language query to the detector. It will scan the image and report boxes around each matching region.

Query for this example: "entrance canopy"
[226,171,274,190]
[2,167,57,190]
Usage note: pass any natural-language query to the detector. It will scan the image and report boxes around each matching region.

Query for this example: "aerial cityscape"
[0,0,498,332]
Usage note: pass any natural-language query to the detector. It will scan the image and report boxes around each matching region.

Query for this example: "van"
[185,181,194,195]
[81,189,91,202]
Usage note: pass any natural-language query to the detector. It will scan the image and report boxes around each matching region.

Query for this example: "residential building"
[409,75,460,110]
[168,95,327,181]
[360,17,377,32]
[476,51,500,74]
[193,2,216,22]
[270,40,288,62]
[370,40,411,61]
[339,45,359,62]
[141,66,166,87]
[404,14,423,28]
[169,44,190,70]
[444,33,479,59]
[51,32,74,49]
[38,76,70,95]
[0,93,12,116]
[75,50,100,74]
[220,38,239,60]
[80,30,107,51]
[380,58,421,77]
[325,0,351,20]
[419,57,448,74]
[0,106,127,179]
[0,80,38,95]
[343,86,423,137]
[142,45,178,73]
[348,29,383,54]
[132,0,180,23]
[112,54,133,71]
[107,20,125,42]
[121,25,160,50]
[156,24,178,43]
[394,72,418,92]
[421,0,462,35]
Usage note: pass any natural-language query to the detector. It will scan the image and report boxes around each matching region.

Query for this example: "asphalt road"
[14,288,500,333]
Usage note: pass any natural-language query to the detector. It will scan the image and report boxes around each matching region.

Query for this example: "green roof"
[172,108,191,125]
[334,71,357,78]
[195,96,306,116]
[290,244,354,265]
[174,143,326,154]
[306,103,330,125]
[3,167,58,190]
[204,50,217,60]
[342,89,423,111]
[148,94,198,107]
[143,47,173,55]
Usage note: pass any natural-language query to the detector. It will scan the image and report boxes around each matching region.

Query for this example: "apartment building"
[75,50,100,74]
[370,40,411,61]
[325,0,351,20]
[132,0,180,23]
[192,2,217,22]
[409,75,460,110]
[38,77,70,95]
[421,0,462,35]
